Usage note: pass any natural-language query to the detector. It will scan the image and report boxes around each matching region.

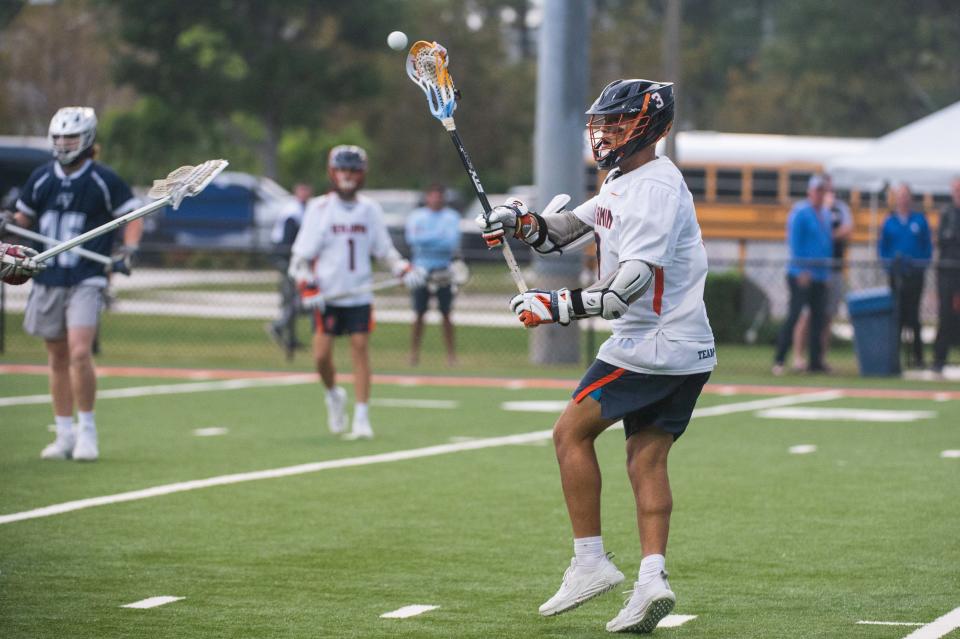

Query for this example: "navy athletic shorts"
[313,304,373,336]
[572,359,711,440]
[411,284,454,316]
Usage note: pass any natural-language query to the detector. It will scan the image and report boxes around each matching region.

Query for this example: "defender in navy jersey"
[10,106,142,462]
[479,79,716,633]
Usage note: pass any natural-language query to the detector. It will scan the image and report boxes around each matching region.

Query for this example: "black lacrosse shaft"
[447,128,492,214]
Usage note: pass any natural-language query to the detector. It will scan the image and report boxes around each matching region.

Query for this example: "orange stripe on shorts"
[574,367,626,404]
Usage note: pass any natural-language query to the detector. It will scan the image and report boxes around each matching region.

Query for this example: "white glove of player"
[287,256,315,287]
[402,265,428,289]
[299,284,325,313]
[475,198,539,248]
[509,288,572,328]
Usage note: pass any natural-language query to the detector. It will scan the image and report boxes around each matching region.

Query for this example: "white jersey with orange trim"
[572,156,716,374]
[291,192,399,307]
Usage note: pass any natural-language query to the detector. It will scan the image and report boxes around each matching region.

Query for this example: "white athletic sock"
[354,403,368,421]
[54,415,74,439]
[77,410,96,432]
[573,536,605,567]
[638,553,666,584]
[325,387,339,400]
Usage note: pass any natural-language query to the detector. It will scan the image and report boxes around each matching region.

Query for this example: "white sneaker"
[606,570,676,633]
[41,432,76,460]
[539,554,625,617]
[342,414,374,440]
[324,387,348,434]
[72,428,99,462]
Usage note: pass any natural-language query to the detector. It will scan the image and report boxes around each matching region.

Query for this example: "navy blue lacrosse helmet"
[586,79,674,169]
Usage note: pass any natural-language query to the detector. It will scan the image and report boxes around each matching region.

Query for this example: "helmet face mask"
[327,145,368,197]
[585,79,674,169]
[48,106,97,165]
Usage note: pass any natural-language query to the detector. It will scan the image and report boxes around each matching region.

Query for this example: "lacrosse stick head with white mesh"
[148,159,229,209]
[406,40,457,121]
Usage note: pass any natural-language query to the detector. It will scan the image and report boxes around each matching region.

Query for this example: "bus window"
[752,170,779,203]
[681,167,706,199]
[789,171,813,199]
[716,169,743,201]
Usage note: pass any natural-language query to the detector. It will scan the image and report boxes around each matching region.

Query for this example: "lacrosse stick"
[406,41,527,293]
[2,223,127,273]
[32,160,228,265]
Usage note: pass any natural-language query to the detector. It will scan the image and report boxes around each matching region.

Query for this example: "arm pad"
[569,260,655,320]
[531,210,593,256]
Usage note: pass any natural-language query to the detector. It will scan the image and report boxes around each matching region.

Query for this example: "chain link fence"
[1,243,957,379]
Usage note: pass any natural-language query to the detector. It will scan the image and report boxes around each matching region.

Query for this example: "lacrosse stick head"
[148,159,229,209]
[406,41,457,121]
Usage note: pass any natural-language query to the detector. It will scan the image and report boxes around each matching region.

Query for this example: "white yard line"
[756,407,936,422]
[658,615,697,628]
[900,607,960,639]
[380,604,439,619]
[193,427,229,437]
[0,375,315,408]
[857,621,924,626]
[370,399,459,409]
[788,445,817,454]
[0,391,844,526]
[941,450,960,459]
[121,596,185,609]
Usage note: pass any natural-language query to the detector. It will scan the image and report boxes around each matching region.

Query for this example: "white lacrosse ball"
[387,31,408,51]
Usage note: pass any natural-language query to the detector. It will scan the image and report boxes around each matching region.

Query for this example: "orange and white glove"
[509,288,573,328]
[475,198,540,248]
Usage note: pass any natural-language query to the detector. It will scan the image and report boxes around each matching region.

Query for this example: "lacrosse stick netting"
[34,160,228,265]
[406,41,527,292]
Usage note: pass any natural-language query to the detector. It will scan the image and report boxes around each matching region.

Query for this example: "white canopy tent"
[825,100,960,195]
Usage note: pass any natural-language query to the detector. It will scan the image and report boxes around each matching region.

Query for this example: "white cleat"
[342,414,374,440]
[41,433,76,460]
[606,571,676,633]
[539,554,625,617]
[72,428,99,462]
[324,386,348,434]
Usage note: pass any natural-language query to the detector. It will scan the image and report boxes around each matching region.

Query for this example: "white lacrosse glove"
[299,284,325,313]
[509,288,573,328]
[402,265,428,289]
[475,198,539,248]
[0,243,43,285]
[287,256,316,286]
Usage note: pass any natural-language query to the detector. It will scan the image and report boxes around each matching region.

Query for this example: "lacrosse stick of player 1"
[301,261,471,310]
[406,41,527,293]
[31,160,228,266]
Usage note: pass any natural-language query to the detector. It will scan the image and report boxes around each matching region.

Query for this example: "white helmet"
[48,106,97,165]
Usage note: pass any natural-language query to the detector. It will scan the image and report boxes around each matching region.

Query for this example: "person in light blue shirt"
[879,183,933,368]
[404,184,462,365]
[773,174,833,374]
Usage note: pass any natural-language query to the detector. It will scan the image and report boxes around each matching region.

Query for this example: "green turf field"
[1,373,957,638]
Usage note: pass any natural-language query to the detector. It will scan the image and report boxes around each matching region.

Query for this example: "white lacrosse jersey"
[572,156,716,374]
[291,192,397,307]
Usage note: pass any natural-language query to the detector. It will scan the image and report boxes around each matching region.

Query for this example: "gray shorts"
[826,273,846,318]
[23,283,104,340]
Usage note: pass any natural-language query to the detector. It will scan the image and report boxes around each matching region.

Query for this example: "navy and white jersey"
[16,160,138,287]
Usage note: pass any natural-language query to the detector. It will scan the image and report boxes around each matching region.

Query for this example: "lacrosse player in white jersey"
[289,145,425,440]
[479,79,716,633]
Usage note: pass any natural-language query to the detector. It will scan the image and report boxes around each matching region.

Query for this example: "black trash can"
[846,287,900,376]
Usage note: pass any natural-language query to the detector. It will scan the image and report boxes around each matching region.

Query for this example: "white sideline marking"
[857,621,923,626]
[788,444,817,454]
[900,607,960,639]
[46,424,56,433]
[193,427,229,437]
[370,398,459,409]
[121,596,184,609]
[380,604,439,619]
[0,392,838,526]
[501,400,568,412]
[941,450,960,459]
[756,407,935,422]
[658,614,697,628]
[0,376,315,408]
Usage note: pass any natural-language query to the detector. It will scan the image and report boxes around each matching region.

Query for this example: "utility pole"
[531,0,591,364]
[662,0,681,160]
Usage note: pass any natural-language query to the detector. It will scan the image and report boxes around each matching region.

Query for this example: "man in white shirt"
[289,146,424,440]
[479,79,716,634]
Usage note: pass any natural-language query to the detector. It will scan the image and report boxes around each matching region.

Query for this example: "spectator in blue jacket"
[405,184,462,366]
[879,183,932,368]
[773,174,833,375]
